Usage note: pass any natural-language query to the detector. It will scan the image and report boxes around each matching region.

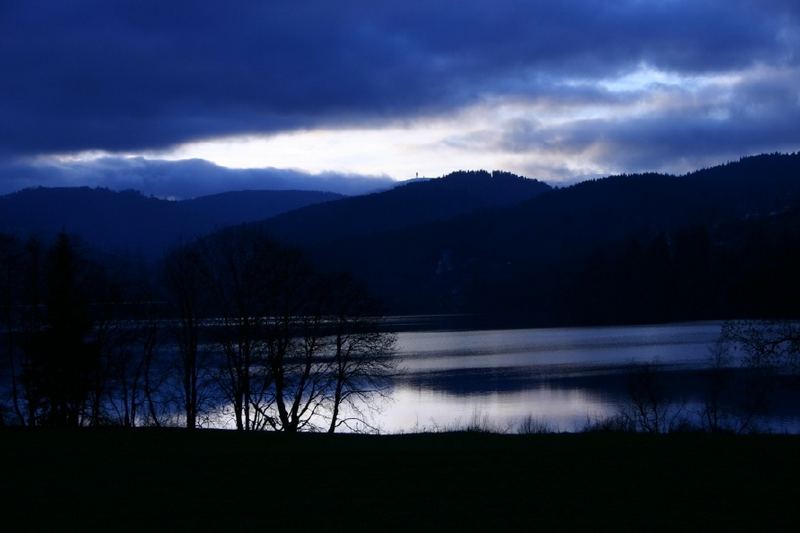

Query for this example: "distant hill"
[258,170,552,245]
[5,154,800,327]
[284,153,800,324]
[0,187,342,258]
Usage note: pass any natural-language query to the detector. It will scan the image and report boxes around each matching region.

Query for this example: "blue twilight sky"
[1,0,799,197]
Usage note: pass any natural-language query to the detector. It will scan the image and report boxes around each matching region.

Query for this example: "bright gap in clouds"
[50,63,769,184]
[140,64,756,182]
[153,100,573,181]
[162,127,471,181]
[152,99,620,182]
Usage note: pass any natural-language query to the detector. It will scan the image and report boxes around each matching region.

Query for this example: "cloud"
[484,65,800,176]
[0,0,797,158]
[0,157,394,198]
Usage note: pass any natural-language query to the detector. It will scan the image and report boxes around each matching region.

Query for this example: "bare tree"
[254,251,396,433]
[254,237,325,433]
[711,320,800,432]
[95,304,162,428]
[720,320,800,371]
[620,363,684,433]
[193,228,291,431]
[324,274,396,433]
[181,228,396,433]
[701,336,735,432]
[163,243,209,429]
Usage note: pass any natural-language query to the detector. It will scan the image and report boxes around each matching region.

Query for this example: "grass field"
[2,428,799,531]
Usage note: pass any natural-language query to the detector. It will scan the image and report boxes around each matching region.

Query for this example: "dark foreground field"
[2,429,799,531]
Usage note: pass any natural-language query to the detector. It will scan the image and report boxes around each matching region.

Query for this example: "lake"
[371,321,800,433]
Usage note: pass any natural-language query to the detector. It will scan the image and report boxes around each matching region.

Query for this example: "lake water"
[371,321,800,433]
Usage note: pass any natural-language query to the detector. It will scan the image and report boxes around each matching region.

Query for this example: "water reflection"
[156,321,800,433]
[370,321,800,433]
[377,386,616,433]
[394,323,719,372]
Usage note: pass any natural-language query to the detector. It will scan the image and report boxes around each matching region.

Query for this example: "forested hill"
[257,170,552,245]
[285,153,800,324]
[3,153,799,327]
[0,187,342,258]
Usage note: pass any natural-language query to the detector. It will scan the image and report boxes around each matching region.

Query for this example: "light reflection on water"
[394,323,720,372]
[376,386,616,433]
[369,321,800,433]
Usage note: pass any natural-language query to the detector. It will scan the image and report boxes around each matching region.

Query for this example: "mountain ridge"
[285,153,800,322]
[257,169,552,246]
[0,187,343,258]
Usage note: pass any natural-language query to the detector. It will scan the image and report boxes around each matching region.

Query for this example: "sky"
[1,0,799,197]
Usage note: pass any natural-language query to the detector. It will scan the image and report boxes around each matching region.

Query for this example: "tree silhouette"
[21,233,99,426]
[162,227,396,432]
[163,243,208,429]
[0,234,25,424]
[324,274,395,433]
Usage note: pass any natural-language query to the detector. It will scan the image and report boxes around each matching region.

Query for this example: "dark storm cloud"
[0,0,797,156]
[0,157,394,198]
